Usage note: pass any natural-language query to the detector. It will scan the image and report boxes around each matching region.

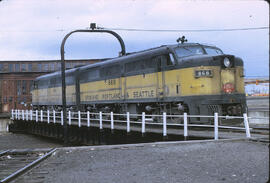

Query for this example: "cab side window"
[155,54,175,70]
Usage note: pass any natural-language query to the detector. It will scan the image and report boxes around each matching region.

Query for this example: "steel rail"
[0,150,10,157]
[0,148,57,183]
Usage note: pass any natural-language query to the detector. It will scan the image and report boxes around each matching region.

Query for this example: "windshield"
[175,46,204,58]
[204,47,223,56]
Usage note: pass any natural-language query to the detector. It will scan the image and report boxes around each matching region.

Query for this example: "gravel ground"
[0,132,63,150]
[15,140,269,183]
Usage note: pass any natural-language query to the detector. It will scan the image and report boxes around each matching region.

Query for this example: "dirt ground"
[0,132,63,150]
[13,139,269,183]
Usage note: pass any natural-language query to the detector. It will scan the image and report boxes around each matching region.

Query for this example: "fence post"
[127,112,130,133]
[87,111,90,127]
[27,110,29,121]
[18,110,20,120]
[214,113,218,140]
[243,113,251,138]
[163,112,167,137]
[110,112,114,131]
[142,112,145,135]
[15,110,17,119]
[61,111,63,126]
[26,110,28,121]
[36,110,38,122]
[22,110,25,121]
[30,110,33,121]
[47,110,50,124]
[53,110,56,124]
[68,111,71,125]
[184,112,188,139]
[40,110,43,122]
[99,111,103,130]
[78,111,81,127]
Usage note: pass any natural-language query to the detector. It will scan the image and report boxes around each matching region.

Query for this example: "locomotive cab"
[171,43,246,122]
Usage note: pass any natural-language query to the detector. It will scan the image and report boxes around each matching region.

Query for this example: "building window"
[3,97,7,104]
[17,80,21,95]
[50,63,55,71]
[22,80,27,94]
[0,64,3,72]
[15,64,20,72]
[30,80,34,90]
[21,64,27,72]
[37,64,42,72]
[17,96,21,104]
[8,64,13,72]
[66,63,72,69]
[28,64,32,72]
[44,64,49,71]
[23,97,27,103]
[57,63,61,70]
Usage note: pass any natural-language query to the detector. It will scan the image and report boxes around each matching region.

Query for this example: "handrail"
[11,109,256,140]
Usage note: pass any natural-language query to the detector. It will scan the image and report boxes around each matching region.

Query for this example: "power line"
[0,29,66,33]
[100,26,269,32]
[0,26,268,33]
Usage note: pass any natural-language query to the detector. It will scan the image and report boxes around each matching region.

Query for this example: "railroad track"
[249,126,269,137]
[0,148,56,183]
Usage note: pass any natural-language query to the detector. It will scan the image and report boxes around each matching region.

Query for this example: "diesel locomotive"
[32,42,246,122]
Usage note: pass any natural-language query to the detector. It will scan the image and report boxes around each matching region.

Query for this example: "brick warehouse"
[0,59,102,113]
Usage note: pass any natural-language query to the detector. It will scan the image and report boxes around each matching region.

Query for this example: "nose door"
[221,68,236,94]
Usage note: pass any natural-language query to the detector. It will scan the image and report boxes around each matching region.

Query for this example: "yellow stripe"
[32,65,245,104]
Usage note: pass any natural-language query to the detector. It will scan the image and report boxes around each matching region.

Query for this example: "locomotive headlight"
[223,57,231,68]
[195,69,213,78]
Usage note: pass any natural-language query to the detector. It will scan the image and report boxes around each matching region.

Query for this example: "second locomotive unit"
[32,41,246,122]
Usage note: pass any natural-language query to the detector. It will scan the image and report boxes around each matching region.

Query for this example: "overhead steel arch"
[60,26,126,144]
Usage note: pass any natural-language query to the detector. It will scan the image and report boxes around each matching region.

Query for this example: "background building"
[244,78,269,96]
[0,59,101,113]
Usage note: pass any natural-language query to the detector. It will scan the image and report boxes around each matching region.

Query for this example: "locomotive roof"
[79,43,214,70]
[35,43,219,81]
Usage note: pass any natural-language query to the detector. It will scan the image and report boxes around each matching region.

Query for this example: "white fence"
[11,109,258,140]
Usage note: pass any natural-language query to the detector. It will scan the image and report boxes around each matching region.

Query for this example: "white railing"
[10,109,262,140]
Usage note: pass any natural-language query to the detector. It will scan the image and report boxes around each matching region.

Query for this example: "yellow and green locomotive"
[32,42,246,122]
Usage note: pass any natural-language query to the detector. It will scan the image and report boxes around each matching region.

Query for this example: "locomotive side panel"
[178,66,221,96]
[80,78,121,103]
[47,86,62,105]
[125,73,158,101]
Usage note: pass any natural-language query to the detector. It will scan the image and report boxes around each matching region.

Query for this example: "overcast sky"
[0,0,269,77]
